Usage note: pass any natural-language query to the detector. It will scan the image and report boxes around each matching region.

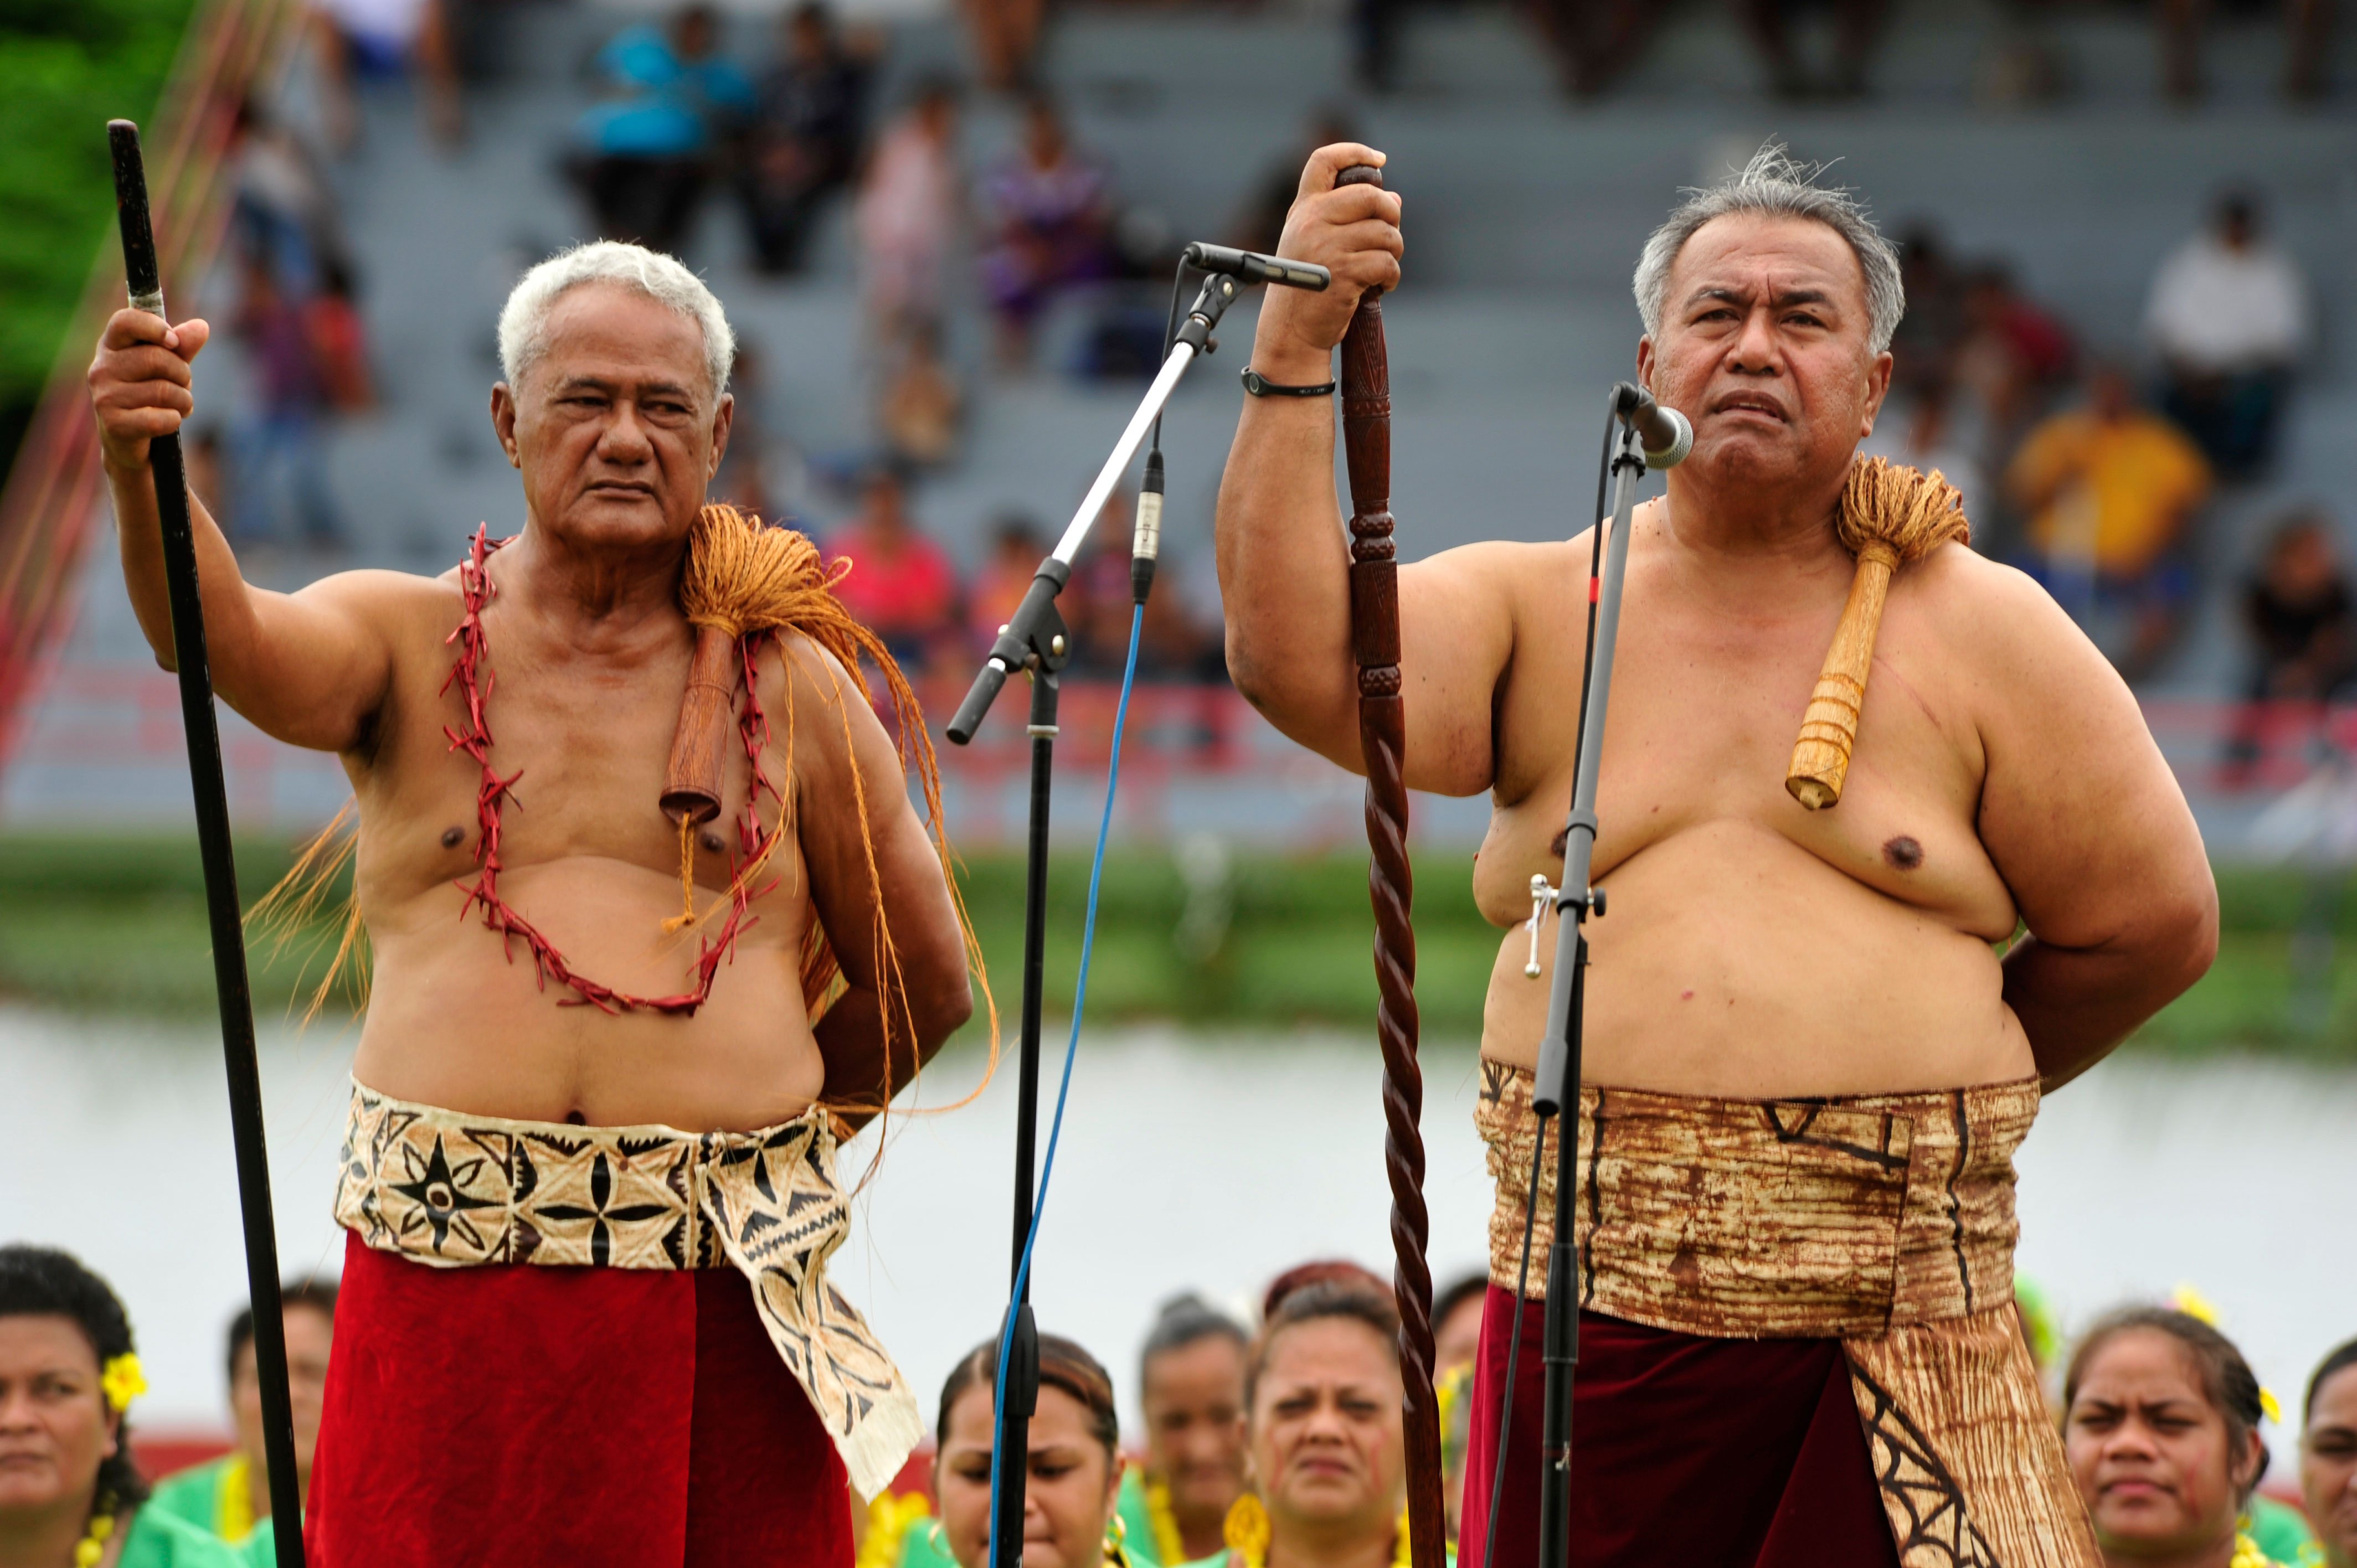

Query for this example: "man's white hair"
[1632,143,1905,355]
[497,240,736,397]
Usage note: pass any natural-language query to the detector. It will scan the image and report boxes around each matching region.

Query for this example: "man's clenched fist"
[1248,143,1403,385]
[87,308,210,474]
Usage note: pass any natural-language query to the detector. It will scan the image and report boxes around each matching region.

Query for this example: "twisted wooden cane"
[1336,163,1445,1568]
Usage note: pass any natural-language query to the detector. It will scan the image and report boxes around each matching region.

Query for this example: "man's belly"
[1479,828,2032,1097]
[352,859,823,1132]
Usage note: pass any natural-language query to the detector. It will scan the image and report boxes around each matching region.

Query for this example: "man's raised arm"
[1214,145,1514,800]
[88,308,392,754]
[1967,556,2219,1088]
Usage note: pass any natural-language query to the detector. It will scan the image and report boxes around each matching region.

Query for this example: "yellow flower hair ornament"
[2260,1386,2283,1425]
[101,1352,146,1413]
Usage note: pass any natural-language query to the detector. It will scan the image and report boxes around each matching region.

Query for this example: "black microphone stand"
[1530,384,1658,1568]
[945,266,1248,1568]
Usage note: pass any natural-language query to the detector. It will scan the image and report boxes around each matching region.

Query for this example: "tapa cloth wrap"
[1475,1060,2098,1568]
[332,1079,920,1499]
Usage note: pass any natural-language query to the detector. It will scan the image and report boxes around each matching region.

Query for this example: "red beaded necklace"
[442,527,783,1015]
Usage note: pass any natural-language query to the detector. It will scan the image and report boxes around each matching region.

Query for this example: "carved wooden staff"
[1335,162,1445,1568]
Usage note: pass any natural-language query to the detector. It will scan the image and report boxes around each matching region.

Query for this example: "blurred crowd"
[194,1,2353,728]
[4,1242,2353,1568]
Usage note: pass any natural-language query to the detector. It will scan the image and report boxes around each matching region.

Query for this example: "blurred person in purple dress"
[978,95,1115,370]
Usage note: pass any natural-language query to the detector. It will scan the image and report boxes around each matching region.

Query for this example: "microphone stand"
[946,266,1246,1568]
[1530,384,1656,1568]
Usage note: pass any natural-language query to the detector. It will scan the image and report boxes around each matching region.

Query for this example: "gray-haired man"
[88,240,972,1563]
[1216,146,2214,1566]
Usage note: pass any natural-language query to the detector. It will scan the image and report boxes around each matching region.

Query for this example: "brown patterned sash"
[1475,1062,2097,1568]
[333,1081,919,1499]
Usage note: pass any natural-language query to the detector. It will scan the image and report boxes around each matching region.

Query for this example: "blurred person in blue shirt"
[570,4,755,255]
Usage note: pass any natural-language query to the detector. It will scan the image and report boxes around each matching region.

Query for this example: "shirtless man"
[1218,146,2215,1567]
[88,241,972,1566]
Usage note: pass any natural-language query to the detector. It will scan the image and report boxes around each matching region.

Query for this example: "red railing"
[0,0,305,773]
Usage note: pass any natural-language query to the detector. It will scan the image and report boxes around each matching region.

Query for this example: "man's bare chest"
[1473,592,2009,937]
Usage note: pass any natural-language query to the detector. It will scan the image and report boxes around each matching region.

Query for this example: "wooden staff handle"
[662,623,738,824]
[1785,538,1898,811]
[1335,161,1446,1568]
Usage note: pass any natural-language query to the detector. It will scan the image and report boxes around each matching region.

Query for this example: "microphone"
[1180,243,1331,292]
[1626,389,1692,470]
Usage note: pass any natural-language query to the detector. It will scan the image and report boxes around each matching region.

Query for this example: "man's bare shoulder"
[1898,541,2141,754]
[289,563,464,626]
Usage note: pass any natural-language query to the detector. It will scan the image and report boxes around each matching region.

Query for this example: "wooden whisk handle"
[1785,539,1898,811]
[662,624,738,825]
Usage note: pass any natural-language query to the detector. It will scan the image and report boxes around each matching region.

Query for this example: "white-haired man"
[1217,147,2215,1567]
[87,240,974,1565]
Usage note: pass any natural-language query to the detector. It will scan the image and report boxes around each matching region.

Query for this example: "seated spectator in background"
[1862,380,1986,523]
[2158,0,2332,102]
[147,1281,337,1545]
[1229,109,1356,258]
[858,79,961,357]
[879,322,964,469]
[304,255,374,413]
[570,4,754,254]
[1741,0,1888,97]
[0,1244,271,1567]
[2306,1340,2357,1568]
[1955,262,2075,437]
[929,1332,1133,1568]
[310,0,461,151]
[1064,494,1222,683]
[1118,1294,1248,1567]
[2147,190,2311,480]
[2006,364,2211,679]
[828,467,959,671]
[967,514,1047,657]
[2063,1306,2294,1568]
[979,96,1116,370]
[2245,510,2355,705]
[1522,0,1660,98]
[739,2,874,276]
[1888,223,1968,403]
[230,251,342,548]
[229,97,348,300]
[960,0,1044,95]
[1200,1274,1409,1568]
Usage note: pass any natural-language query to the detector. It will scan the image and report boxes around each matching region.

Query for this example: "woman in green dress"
[1115,1295,1248,1568]
[2063,1306,2296,1568]
[908,1331,1136,1568]
[0,1246,272,1568]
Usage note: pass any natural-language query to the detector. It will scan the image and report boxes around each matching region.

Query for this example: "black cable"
[1476,393,1622,1568]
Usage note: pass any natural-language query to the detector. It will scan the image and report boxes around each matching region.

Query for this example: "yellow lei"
[1222,1495,1413,1568]
[1144,1477,1187,1568]
[858,1492,932,1568]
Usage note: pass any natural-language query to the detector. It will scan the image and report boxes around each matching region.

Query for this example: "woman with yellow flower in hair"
[2063,1305,2304,1568]
[1185,1272,1429,1568]
[0,1246,272,1567]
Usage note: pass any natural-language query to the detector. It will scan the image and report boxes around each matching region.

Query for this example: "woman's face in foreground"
[0,1315,114,1521]
[2065,1328,2257,1561]
[1250,1318,1404,1545]
[938,1383,1118,1568]
[2303,1366,2357,1568]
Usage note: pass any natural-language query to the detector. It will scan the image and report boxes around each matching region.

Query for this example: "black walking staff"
[106,119,308,1568]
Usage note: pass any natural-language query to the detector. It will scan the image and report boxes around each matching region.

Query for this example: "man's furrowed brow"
[549,372,701,400]
[1684,282,1838,311]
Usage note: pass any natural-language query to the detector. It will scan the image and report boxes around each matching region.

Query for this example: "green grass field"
[1,832,2352,1061]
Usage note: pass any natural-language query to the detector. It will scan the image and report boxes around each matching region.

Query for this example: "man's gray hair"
[497,240,736,396]
[1632,143,1905,355]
